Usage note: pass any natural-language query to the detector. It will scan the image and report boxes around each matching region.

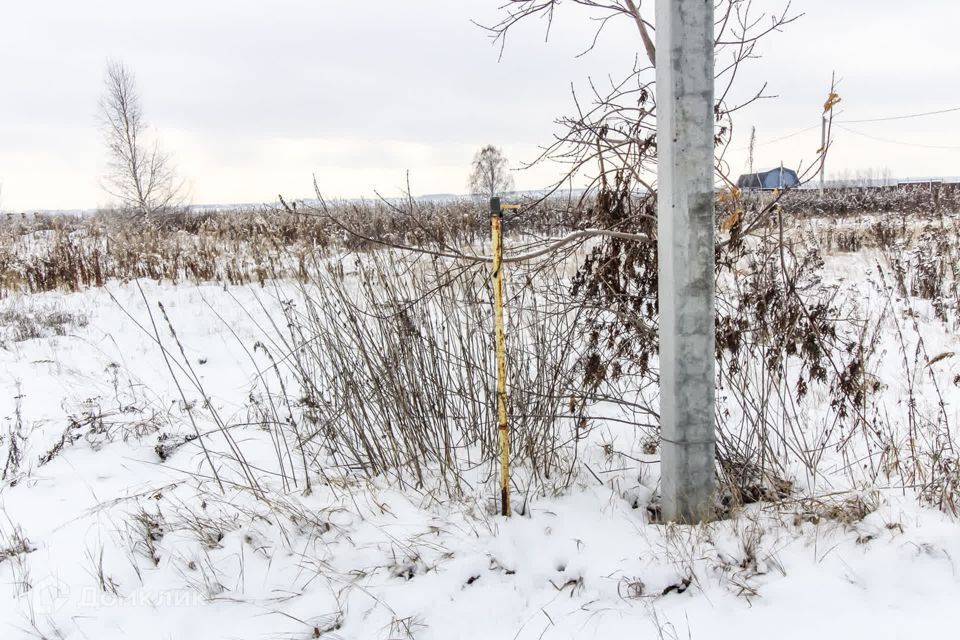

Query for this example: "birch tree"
[468,145,514,200]
[100,61,183,216]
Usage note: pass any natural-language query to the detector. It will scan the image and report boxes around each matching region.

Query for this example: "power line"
[838,105,960,124]
[742,104,960,150]
[734,123,819,150]
[755,123,821,146]
[835,124,960,150]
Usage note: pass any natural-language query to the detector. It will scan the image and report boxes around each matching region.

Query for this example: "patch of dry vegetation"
[0,199,571,294]
[0,185,955,295]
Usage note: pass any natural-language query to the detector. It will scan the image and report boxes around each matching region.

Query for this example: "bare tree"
[483,1,804,198]
[468,145,515,200]
[100,60,183,216]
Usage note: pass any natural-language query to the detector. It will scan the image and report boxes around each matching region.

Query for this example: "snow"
[1,244,959,639]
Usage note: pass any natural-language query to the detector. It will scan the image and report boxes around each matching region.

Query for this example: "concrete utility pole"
[655,0,716,523]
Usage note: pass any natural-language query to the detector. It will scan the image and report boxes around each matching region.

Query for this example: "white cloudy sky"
[1,0,958,211]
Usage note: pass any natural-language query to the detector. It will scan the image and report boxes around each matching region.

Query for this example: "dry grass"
[0,302,88,345]
[1,186,954,295]
[0,199,571,294]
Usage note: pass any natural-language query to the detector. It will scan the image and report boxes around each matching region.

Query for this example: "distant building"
[736,167,800,191]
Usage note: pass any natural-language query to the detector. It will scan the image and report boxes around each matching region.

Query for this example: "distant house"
[736,167,800,191]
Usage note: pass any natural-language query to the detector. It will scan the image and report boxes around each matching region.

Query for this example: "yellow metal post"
[490,197,513,517]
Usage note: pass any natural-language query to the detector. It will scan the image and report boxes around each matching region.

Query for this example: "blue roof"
[737,168,799,190]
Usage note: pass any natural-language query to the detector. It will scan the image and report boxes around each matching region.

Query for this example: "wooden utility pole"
[655,0,716,523]
[820,72,839,196]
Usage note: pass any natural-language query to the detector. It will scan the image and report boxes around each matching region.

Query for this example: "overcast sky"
[1,0,958,211]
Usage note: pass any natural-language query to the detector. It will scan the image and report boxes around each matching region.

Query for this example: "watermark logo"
[78,587,205,609]
[24,576,205,617]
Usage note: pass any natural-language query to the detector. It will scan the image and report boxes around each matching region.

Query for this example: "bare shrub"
[792,492,880,527]
[267,250,588,502]
[0,302,88,345]
[0,523,34,565]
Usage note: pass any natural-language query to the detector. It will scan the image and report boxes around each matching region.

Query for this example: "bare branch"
[622,0,656,67]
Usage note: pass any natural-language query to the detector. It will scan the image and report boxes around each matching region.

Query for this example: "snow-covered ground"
[1,240,959,639]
